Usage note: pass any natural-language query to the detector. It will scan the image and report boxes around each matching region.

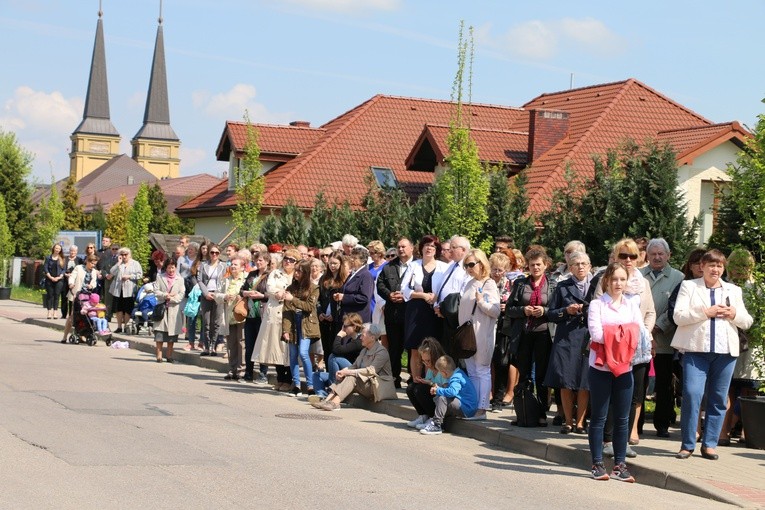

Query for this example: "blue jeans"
[186,314,197,344]
[680,352,736,451]
[327,353,353,383]
[289,314,314,388]
[588,367,633,464]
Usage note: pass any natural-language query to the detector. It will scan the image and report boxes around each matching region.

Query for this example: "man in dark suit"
[377,237,414,388]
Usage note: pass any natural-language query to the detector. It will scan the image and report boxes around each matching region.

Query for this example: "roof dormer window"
[371,166,397,188]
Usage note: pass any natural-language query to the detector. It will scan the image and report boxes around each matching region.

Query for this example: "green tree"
[505,171,537,252]
[357,172,412,246]
[126,183,152,265]
[31,176,65,259]
[433,22,489,244]
[147,182,170,234]
[537,165,583,261]
[410,185,439,243]
[278,199,308,245]
[61,177,85,230]
[105,195,130,245]
[307,191,335,248]
[0,195,14,287]
[333,200,358,242]
[83,202,108,233]
[259,212,280,246]
[0,130,35,255]
[230,113,265,246]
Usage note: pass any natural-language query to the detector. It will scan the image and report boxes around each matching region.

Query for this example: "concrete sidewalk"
[3,298,764,508]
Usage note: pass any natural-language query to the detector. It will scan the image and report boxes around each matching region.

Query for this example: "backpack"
[183,284,202,318]
[512,379,544,427]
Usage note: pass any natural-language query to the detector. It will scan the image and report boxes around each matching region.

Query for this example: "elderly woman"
[43,243,66,319]
[107,247,143,333]
[195,244,226,356]
[335,246,374,323]
[673,249,753,461]
[544,251,596,433]
[311,324,396,411]
[595,239,656,451]
[241,252,270,383]
[403,235,447,379]
[152,258,185,363]
[61,254,99,343]
[216,256,247,380]
[459,249,501,420]
[505,247,557,426]
[254,248,298,392]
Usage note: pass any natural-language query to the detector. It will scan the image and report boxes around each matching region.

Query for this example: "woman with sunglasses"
[594,238,656,454]
[196,243,226,356]
[458,249,501,420]
[254,248,300,392]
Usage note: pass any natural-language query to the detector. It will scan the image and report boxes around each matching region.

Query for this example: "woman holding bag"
[458,249,500,421]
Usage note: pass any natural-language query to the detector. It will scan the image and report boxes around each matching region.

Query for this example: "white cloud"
[477,17,624,61]
[179,146,207,168]
[192,84,292,124]
[278,0,399,13]
[2,86,82,134]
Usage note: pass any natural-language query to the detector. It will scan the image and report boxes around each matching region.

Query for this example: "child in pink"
[82,294,110,334]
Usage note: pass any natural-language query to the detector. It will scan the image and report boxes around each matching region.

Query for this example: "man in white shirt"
[434,235,471,357]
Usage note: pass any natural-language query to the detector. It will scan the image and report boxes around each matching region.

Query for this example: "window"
[371,167,397,188]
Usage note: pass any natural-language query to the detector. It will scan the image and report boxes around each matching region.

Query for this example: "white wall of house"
[675,142,739,244]
[227,152,279,191]
[194,216,234,245]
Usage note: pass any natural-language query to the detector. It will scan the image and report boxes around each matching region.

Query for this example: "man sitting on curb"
[420,355,478,435]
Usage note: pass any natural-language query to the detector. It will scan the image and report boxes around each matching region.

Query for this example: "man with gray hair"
[341,234,359,256]
[433,235,471,358]
[552,240,587,283]
[640,237,684,438]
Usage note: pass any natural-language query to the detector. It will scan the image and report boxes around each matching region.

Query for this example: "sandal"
[629,437,640,445]
[575,426,588,435]
[560,424,573,434]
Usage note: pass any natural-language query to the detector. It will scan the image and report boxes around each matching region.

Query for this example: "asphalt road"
[0,318,730,510]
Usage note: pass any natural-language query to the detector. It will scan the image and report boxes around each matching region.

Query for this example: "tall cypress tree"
[0,130,34,255]
[61,177,85,230]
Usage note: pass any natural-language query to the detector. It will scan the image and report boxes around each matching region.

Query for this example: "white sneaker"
[416,418,434,431]
[407,414,428,429]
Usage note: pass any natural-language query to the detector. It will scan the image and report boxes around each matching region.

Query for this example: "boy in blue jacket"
[420,355,478,435]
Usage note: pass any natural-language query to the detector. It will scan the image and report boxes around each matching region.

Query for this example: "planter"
[739,395,765,449]
[0,287,11,300]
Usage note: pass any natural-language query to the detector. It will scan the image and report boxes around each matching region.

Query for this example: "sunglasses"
[250,250,260,255]
[617,253,638,260]
[284,257,297,263]
[385,254,396,259]
[465,261,479,268]
[210,251,220,255]
[111,248,119,251]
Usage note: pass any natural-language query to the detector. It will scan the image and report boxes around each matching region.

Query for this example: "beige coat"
[152,273,186,336]
[458,278,501,365]
[253,269,293,366]
[109,259,143,298]
[215,273,246,335]
[67,265,98,301]
[671,278,752,356]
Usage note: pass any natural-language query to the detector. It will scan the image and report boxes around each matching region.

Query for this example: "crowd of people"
[40,232,761,483]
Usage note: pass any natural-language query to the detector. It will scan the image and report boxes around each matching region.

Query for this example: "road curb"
[17,314,744,506]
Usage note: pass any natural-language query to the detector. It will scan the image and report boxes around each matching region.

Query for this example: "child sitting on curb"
[420,355,479,435]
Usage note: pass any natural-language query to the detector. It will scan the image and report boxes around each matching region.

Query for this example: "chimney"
[289,120,310,128]
[528,109,569,163]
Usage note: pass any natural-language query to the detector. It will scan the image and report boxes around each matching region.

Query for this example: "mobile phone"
[726,297,731,306]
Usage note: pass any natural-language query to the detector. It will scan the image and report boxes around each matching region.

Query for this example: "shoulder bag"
[233,296,249,322]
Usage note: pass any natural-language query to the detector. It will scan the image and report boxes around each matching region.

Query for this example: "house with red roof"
[176,78,750,245]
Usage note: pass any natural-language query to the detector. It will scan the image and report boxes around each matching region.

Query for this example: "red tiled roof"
[521,79,713,213]
[179,95,527,214]
[215,121,325,162]
[657,121,749,165]
[80,173,223,213]
[407,124,529,169]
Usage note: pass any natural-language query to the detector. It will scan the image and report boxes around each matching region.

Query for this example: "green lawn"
[10,285,45,305]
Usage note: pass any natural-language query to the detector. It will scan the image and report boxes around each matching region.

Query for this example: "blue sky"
[2,0,764,183]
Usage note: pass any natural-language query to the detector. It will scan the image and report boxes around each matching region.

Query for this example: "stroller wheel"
[68,334,77,344]
[87,335,97,346]
[105,338,112,346]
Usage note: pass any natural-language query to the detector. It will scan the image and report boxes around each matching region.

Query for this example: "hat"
[89,294,100,305]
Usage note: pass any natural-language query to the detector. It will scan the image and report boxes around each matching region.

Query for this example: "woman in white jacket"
[458,249,501,420]
[672,249,753,461]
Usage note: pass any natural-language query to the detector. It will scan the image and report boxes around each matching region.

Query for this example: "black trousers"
[384,305,406,385]
[652,353,676,430]
[244,317,262,378]
[515,330,552,410]
[44,280,64,310]
[407,382,436,416]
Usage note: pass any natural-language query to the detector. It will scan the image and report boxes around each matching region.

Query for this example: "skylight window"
[371,167,397,188]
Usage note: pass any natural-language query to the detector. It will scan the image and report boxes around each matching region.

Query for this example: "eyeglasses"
[617,253,638,260]
[465,261,479,268]
[284,257,297,263]
[385,254,396,260]
[250,250,259,255]
[111,248,119,251]
[321,254,330,258]
[210,251,220,255]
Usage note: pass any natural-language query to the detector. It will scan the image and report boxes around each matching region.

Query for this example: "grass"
[10,285,45,305]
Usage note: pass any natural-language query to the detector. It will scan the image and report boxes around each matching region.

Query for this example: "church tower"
[131,4,180,179]
[69,5,120,182]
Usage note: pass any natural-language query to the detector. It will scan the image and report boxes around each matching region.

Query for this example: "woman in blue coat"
[544,251,597,434]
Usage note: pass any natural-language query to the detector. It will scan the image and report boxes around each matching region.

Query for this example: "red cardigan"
[591,323,639,376]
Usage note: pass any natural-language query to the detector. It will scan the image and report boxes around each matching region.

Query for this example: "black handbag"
[441,293,461,329]
[453,300,478,359]
[153,301,166,321]
[512,379,543,427]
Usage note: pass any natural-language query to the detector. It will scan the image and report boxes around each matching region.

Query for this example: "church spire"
[132,0,178,142]
[73,2,119,136]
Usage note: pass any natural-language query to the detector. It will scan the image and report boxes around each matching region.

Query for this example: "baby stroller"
[67,290,112,346]
[125,283,156,335]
